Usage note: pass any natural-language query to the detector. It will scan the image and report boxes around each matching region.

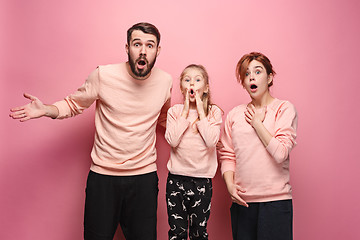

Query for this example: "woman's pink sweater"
[219,99,298,202]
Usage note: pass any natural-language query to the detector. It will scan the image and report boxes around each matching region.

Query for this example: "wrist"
[197,106,206,119]
[181,109,188,118]
[223,171,234,187]
[251,118,263,128]
[45,105,59,119]
[198,112,206,120]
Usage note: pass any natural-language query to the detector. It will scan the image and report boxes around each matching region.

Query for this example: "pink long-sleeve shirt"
[165,104,222,178]
[53,63,172,176]
[219,99,298,202]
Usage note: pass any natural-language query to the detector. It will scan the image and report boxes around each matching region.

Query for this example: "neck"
[251,92,274,108]
[189,102,196,109]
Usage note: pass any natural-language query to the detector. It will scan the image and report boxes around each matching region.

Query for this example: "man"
[9,22,172,240]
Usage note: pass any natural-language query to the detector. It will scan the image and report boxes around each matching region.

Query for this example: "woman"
[219,52,298,240]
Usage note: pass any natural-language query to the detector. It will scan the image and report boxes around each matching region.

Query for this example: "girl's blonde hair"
[180,64,212,117]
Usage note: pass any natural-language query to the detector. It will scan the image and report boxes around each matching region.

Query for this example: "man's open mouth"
[138,60,146,66]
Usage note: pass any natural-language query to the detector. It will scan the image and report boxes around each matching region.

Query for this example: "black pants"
[230,200,293,240]
[84,171,158,240]
[166,173,212,240]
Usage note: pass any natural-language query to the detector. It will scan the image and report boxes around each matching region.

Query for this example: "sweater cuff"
[221,161,236,176]
[53,100,69,119]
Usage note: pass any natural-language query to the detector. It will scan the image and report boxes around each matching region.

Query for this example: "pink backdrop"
[1,0,360,239]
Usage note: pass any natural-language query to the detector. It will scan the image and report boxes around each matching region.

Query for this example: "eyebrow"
[247,66,264,71]
[131,38,156,44]
[184,74,203,78]
[254,66,264,69]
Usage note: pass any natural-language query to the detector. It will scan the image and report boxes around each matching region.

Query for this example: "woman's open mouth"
[250,84,258,92]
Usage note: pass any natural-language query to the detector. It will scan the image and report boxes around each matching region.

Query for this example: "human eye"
[147,44,154,49]
[184,78,190,82]
[245,72,250,76]
[256,70,261,74]
[196,78,201,82]
[134,43,140,47]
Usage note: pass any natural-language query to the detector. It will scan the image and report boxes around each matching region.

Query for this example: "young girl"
[219,52,298,240]
[165,64,222,240]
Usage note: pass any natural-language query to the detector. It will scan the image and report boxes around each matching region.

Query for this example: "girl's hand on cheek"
[181,89,190,118]
[195,90,206,120]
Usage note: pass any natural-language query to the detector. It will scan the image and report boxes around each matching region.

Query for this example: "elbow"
[273,150,289,164]
[165,135,180,148]
[204,135,220,148]
[267,137,294,164]
[203,131,220,148]
[168,141,179,148]
[204,139,218,148]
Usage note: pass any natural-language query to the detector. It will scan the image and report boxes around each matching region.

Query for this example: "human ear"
[156,46,161,57]
[267,73,273,86]
[125,44,129,54]
[204,84,209,93]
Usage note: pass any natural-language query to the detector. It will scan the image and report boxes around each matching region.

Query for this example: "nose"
[140,45,146,55]
[249,72,255,81]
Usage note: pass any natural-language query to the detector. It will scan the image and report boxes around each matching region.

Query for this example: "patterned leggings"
[166,173,212,240]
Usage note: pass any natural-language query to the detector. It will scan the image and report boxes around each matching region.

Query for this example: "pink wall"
[1,0,360,239]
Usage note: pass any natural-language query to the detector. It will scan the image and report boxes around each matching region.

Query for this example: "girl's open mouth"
[189,89,195,97]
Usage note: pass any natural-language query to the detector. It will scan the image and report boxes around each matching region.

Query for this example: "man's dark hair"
[127,22,161,46]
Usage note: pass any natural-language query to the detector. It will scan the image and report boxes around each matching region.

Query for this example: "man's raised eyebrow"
[254,66,264,69]
[131,38,141,43]
[147,39,156,44]
[131,38,156,44]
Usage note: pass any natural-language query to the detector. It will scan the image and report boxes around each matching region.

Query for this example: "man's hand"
[9,93,58,121]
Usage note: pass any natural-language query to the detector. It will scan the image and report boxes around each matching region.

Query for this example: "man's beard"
[128,54,157,78]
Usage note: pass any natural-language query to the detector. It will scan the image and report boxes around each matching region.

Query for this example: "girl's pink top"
[165,104,222,178]
[219,99,298,202]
